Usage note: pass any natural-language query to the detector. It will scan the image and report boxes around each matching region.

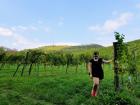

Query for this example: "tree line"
[0,49,97,76]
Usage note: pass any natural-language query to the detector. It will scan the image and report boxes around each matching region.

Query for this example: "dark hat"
[93,51,99,56]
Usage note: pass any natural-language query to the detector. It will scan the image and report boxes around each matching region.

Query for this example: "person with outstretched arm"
[88,51,112,97]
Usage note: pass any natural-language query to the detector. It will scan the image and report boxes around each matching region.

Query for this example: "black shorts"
[92,72,104,80]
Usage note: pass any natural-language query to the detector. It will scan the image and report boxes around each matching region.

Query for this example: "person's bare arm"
[103,59,112,64]
[88,62,92,74]
[88,62,92,78]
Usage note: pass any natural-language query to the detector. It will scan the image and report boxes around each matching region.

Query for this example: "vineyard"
[0,33,140,105]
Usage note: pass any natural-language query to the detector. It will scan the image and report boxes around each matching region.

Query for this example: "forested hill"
[128,39,140,44]
[127,39,140,49]
[31,39,140,52]
[0,47,16,52]
[35,44,104,52]
[0,39,140,53]
[62,44,104,51]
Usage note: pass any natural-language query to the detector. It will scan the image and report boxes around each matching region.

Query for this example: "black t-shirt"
[89,58,104,79]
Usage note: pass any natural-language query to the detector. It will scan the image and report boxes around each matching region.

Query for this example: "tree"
[113,32,127,91]
[65,53,73,73]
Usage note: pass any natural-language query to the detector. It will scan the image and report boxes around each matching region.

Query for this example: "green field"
[0,64,139,105]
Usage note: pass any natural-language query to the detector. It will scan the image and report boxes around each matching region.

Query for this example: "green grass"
[0,64,139,105]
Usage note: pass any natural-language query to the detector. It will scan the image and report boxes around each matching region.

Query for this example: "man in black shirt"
[88,51,112,96]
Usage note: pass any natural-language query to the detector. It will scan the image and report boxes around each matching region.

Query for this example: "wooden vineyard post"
[21,52,29,76]
[113,42,120,91]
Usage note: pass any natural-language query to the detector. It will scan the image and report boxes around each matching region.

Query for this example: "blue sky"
[0,0,140,50]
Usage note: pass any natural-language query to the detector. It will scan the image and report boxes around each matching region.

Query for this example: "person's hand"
[89,74,93,79]
[110,59,113,63]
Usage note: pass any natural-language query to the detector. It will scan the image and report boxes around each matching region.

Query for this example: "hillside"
[127,39,140,50]
[34,44,104,53]
[36,45,71,52]
[0,47,17,52]
[127,39,140,44]
[1,39,140,54]
[63,44,103,51]
[28,39,140,53]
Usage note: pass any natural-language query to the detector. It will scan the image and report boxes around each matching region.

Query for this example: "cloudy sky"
[0,0,140,50]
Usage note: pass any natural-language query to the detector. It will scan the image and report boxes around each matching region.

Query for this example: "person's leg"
[91,77,100,96]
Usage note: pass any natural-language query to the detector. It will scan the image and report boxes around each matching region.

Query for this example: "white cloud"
[136,3,140,8]
[51,42,80,46]
[12,36,81,50]
[0,19,70,50]
[89,12,134,33]
[0,27,14,37]
[0,22,54,50]
[12,25,37,32]
[13,34,29,45]
[11,34,47,50]
[0,26,43,50]
[17,25,28,30]
[0,18,55,50]
[30,26,37,31]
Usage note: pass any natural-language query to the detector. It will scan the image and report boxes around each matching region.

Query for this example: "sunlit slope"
[35,44,103,52]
